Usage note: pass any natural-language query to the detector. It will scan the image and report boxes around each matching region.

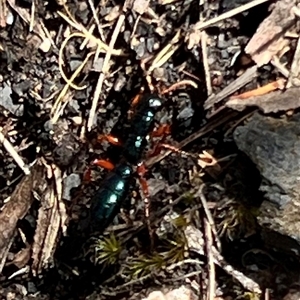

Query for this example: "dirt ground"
[0,0,300,299]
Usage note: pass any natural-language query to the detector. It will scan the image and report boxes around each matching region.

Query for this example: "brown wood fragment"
[0,161,46,273]
[204,66,258,110]
[10,244,31,269]
[31,164,67,276]
[226,87,300,113]
[245,0,298,66]
[287,37,300,88]
[0,0,8,27]
[132,0,150,15]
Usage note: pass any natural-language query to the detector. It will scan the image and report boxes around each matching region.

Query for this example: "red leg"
[84,133,120,183]
[147,124,172,157]
[97,134,122,146]
[92,159,115,170]
[150,124,171,138]
[83,159,115,183]
[128,92,144,119]
[131,93,142,107]
[157,144,219,169]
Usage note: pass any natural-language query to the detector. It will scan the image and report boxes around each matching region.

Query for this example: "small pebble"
[62,173,81,201]
[69,60,82,72]
[6,11,14,25]
[72,116,82,125]
[221,49,229,59]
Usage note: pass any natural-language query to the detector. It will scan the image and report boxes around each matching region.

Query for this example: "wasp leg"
[92,159,115,170]
[97,134,123,146]
[83,159,115,183]
[150,124,171,138]
[147,124,172,157]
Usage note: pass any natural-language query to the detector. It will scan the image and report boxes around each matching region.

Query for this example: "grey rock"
[234,112,300,244]
[62,173,81,201]
[0,83,24,116]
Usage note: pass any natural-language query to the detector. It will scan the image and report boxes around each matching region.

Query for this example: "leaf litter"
[1,0,300,299]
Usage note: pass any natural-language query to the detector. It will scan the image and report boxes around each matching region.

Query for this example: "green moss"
[94,234,123,266]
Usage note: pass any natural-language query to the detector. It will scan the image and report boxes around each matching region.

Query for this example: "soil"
[0,0,300,299]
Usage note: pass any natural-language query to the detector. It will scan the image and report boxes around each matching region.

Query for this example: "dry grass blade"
[58,7,122,56]
[148,30,181,73]
[0,130,30,175]
[58,33,94,91]
[212,246,261,293]
[194,0,271,31]
[0,161,45,273]
[201,31,212,96]
[51,51,95,123]
[53,4,125,126]
[185,225,261,294]
[196,185,221,251]
[29,0,35,32]
[87,0,104,43]
[87,14,126,131]
[271,56,290,78]
[204,220,215,300]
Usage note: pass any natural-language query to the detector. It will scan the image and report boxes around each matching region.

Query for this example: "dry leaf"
[198,150,218,169]
[11,245,31,269]
[0,161,46,273]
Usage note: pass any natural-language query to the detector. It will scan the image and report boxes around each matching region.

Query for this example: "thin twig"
[87,14,125,131]
[58,9,122,56]
[201,31,212,96]
[271,56,290,78]
[287,36,300,88]
[29,0,35,32]
[204,65,258,109]
[194,0,270,31]
[0,130,30,175]
[87,0,106,65]
[51,51,94,123]
[204,220,215,300]
[87,0,105,42]
[197,184,221,251]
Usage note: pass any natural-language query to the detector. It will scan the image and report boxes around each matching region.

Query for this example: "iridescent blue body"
[90,94,162,232]
[122,94,162,165]
[90,163,133,232]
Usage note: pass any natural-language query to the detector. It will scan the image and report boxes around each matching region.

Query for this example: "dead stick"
[0,130,30,175]
[87,14,125,131]
[194,0,270,31]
